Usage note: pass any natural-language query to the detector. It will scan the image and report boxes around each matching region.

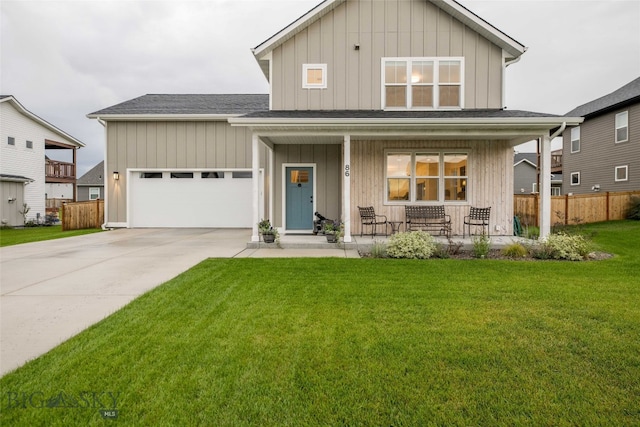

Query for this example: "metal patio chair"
[357,206,388,237]
[463,207,491,237]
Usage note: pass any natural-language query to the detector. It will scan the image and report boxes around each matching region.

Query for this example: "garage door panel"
[129,171,254,227]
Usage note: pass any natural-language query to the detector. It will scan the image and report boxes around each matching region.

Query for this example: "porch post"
[343,134,352,243]
[539,134,551,239]
[251,133,260,242]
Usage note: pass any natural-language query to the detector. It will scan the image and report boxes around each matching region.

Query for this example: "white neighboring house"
[0,95,84,226]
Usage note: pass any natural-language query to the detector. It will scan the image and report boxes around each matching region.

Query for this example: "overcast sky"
[2,0,639,175]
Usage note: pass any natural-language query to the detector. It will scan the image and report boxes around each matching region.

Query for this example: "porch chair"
[463,207,491,238]
[357,206,389,237]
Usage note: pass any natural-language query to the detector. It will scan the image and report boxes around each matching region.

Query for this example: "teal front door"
[286,166,314,231]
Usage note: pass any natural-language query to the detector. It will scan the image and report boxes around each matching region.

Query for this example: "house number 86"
[344,165,350,177]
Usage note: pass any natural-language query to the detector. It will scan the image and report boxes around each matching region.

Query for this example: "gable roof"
[77,161,104,186]
[88,94,269,120]
[252,0,527,79]
[0,95,85,148]
[565,77,640,118]
[514,152,537,167]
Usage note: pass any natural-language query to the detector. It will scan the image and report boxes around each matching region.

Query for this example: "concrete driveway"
[0,228,251,376]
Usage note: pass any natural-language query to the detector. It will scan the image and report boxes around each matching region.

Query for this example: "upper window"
[302,64,327,89]
[89,187,101,200]
[571,126,580,153]
[386,151,468,203]
[615,111,628,143]
[615,165,628,182]
[382,57,463,110]
[7,137,15,146]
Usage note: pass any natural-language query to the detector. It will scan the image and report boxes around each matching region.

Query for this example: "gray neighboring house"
[563,77,640,194]
[76,161,105,201]
[514,152,562,195]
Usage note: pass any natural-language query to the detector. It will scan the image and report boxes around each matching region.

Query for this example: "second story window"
[615,111,628,143]
[302,64,327,89]
[571,126,580,153]
[7,137,15,146]
[383,57,463,110]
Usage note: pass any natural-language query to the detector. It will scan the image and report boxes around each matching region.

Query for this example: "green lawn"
[0,225,101,247]
[1,221,639,426]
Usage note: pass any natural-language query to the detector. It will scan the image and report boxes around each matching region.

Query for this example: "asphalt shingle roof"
[240,109,561,119]
[565,77,640,118]
[89,94,269,116]
[77,161,104,186]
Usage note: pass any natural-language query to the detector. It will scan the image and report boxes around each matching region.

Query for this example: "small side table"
[388,221,403,235]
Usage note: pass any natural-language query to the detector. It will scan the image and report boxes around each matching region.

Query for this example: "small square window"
[570,127,580,153]
[8,137,15,146]
[89,187,101,200]
[615,165,628,182]
[302,64,327,89]
[615,111,628,143]
[26,140,33,149]
[570,172,580,186]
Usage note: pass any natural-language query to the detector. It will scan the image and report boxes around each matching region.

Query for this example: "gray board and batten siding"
[269,0,504,111]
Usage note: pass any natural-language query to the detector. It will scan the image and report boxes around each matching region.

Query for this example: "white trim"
[615,165,628,182]
[343,135,351,243]
[88,114,240,121]
[615,111,629,143]
[281,163,316,234]
[570,126,580,153]
[381,57,465,110]
[302,64,327,89]
[570,171,581,186]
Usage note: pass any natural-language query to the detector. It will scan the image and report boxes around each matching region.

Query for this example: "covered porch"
[230,110,582,244]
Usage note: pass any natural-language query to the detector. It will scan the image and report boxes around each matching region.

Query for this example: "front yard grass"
[1,221,639,425]
[0,225,101,247]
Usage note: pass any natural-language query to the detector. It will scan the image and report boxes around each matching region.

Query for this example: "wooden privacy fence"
[514,190,640,226]
[62,199,104,231]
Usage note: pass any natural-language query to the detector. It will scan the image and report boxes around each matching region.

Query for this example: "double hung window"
[386,151,468,203]
[571,127,580,153]
[615,111,628,143]
[383,57,463,109]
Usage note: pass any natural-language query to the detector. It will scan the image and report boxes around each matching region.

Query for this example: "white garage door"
[129,170,258,228]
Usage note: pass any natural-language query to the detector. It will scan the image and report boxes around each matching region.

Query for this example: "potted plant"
[258,219,279,243]
[323,221,343,243]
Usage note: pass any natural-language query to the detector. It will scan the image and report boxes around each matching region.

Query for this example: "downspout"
[549,122,566,140]
[97,118,109,230]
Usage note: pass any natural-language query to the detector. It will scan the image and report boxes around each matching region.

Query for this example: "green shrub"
[537,232,593,261]
[369,240,388,258]
[431,243,450,259]
[472,234,491,258]
[627,195,640,220]
[501,242,528,258]
[386,231,436,259]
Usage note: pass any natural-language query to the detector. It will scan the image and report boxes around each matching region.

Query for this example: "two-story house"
[562,77,639,194]
[514,151,562,195]
[88,0,581,240]
[1,95,84,226]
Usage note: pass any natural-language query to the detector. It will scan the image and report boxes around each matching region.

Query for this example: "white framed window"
[615,111,628,143]
[302,64,327,89]
[552,187,561,196]
[615,165,628,182]
[89,187,101,200]
[571,126,580,153]
[382,57,464,110]
[386,151,468,203]
[570,172,580,186]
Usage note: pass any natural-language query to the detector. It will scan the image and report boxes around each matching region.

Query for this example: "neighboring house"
[1,95,84,226]
[88,0,581,239]
[514,152,562,195]
[563,77,639,194]
[77,161,105,201]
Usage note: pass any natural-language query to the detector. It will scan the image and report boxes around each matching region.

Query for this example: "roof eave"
[86,113,243,121]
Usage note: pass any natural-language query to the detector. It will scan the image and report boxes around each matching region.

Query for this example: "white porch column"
[343,134,352,243]
[251,133,260,242]
[539,134,551,239]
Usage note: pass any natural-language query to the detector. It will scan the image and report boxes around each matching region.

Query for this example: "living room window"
[571,126,580,153]
[615,165,628,182]
[302,64,327,89]
[382,58,463,109]
[615,111,628,143]
[386,151,468,203]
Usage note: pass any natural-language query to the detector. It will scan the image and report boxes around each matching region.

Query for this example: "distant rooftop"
[565,77,640,118]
